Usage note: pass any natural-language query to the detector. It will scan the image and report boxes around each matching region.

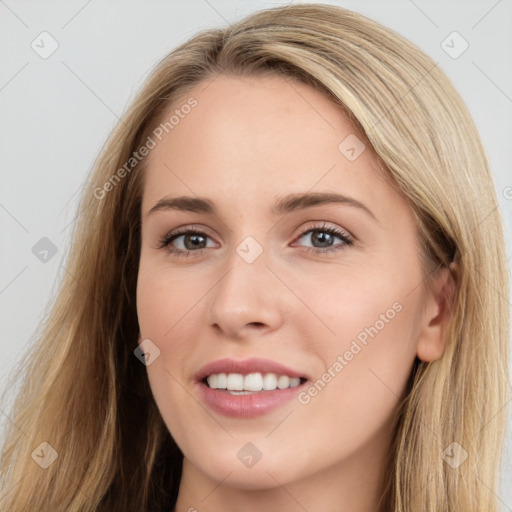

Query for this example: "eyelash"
[157,222,354,258]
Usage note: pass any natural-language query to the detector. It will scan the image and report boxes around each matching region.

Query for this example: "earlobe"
[416,262,459,362]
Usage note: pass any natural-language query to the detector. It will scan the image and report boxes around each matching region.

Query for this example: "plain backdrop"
[1,0,511,508]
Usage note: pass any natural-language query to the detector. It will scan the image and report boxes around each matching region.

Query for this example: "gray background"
[1,0,511,508]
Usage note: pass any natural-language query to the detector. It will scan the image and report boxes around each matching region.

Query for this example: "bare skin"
[136,73,455,512]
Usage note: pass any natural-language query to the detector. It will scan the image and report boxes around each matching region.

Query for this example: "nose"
[207,245,286,341]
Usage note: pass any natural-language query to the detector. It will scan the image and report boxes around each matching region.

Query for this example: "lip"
[195,357,310,418]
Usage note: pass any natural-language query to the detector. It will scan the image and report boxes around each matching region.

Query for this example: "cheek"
[304,258,419,346]
[135,265,198,400]
[136,259,209,340]
[136,267,205,444]
[299,262,422,403]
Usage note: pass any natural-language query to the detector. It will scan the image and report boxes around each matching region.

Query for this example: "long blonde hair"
[1,4,508,511]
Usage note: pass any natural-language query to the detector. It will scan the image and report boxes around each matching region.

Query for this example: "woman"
[0,3,509,511]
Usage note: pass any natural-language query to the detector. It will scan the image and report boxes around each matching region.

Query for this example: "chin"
[190,448,301,490]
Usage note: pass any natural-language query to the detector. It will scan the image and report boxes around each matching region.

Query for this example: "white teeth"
[227,373,244,391]
[262,373,277,390]
[216,373,227,388]
[206,372,303,391]
[277,375,290,389]
[207,374,217,389]
[244,373,263,391]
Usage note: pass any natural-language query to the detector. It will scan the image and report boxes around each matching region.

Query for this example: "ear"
[416,262,459,362]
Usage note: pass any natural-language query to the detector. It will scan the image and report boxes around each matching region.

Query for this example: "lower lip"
[197,381,307,418]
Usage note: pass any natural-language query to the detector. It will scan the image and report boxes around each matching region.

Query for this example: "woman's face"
[136,74,446,494]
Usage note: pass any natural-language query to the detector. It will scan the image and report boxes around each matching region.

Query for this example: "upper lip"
[195,357,310,382]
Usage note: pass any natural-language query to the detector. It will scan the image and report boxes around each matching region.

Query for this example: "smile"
[195,357,310,418]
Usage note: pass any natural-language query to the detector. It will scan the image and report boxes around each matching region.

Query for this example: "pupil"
[185,234,205,250]
[313,231,332,248]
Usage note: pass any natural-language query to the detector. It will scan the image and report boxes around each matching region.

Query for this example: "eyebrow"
[146,192,377,221]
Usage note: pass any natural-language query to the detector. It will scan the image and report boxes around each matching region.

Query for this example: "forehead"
[141,73,404,221]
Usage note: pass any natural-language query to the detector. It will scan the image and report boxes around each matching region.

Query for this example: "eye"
[158,225,217,257]
[293,222,353,255]
[158,222,353,258]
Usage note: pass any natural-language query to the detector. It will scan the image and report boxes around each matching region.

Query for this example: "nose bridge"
[207,231,282,336]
